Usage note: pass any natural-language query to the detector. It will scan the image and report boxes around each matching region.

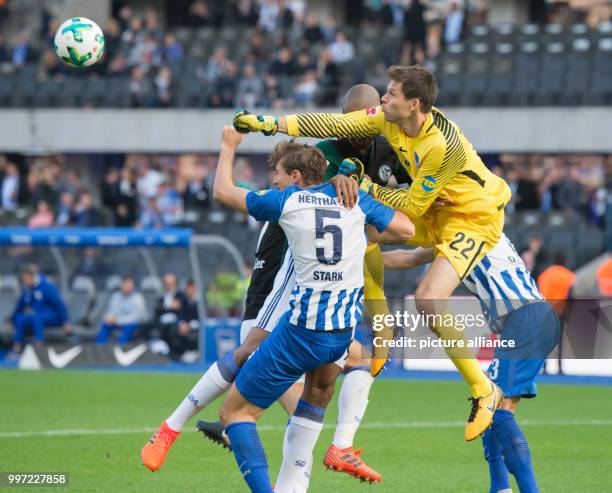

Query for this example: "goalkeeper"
[233,65,512,442]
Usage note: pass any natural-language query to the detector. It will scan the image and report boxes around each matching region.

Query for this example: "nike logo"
[48,345,83,368]
[113,343,148,366]
[399,147,407,152]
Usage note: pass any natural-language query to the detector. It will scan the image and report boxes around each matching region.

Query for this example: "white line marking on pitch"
[1,419,612,439]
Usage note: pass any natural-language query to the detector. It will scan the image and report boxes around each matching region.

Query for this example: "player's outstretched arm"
[213,126,249,213]
[382,247,435,269]
[233,107,384,139]
[367,211,414,244]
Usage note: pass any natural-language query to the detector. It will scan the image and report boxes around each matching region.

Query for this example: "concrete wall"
[1,107,611,154]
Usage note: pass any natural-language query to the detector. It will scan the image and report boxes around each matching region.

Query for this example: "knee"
[304,383,335,408]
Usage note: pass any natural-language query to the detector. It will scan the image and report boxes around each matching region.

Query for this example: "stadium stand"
[0,1,611,109]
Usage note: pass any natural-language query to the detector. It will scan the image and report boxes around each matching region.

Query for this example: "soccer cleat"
[323,445,382,483]
[464,381,503,441]
[196,420,232,451]
[141,421,180,471]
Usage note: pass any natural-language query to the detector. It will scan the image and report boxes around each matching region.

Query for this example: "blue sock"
[492,409,539,493]
[217,352,240,383]
[225,422,273,493]
[482,428,511,493]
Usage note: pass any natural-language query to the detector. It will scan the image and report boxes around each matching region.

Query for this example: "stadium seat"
[482,43,514,106]
[174,27,194,46]
[140,275,163,320]
[68,275,96,326]
[0,78,15,107]
[535,42,567,105]
[0,275,20,324]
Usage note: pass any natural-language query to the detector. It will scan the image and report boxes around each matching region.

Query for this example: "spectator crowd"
[0,0,610,109]
[0,151,608,232]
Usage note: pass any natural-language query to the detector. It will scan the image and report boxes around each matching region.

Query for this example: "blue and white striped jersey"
[246,183,395,331]
[463,234,544,330]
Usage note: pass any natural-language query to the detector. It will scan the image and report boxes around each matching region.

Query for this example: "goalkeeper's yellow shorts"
[408,208,505,281]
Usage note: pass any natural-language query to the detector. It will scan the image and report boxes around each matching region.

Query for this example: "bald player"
[315,85,411,482]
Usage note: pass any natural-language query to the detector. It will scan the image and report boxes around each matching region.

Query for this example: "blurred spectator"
[28,161,60,207]
[233,0,259,26]
[278,0,295,29]
[555,166,587,213]
[295,70,319,107]
[443,1,465,46]
[59,169,83,196]
[137,161,164,200]
[538,252,575,318]
[269,47,295,77]
[199,46,232,83]
[259,0,280,32]
[381,0,405,27]
[247,32,268,66]
[145,7,163,39]
[37,49,63,80]
[161,33,184,63]
[303,15,324,45]
[321,16,338,44]
[12,31,33,68]
[237,64,264,108]
[139,197,164,228]
[96,276,147,344]
[188,0,214,27]
[521,234,548,277]
[103,18,122,59]
[107,53,130,76]
[210,61,238,108]
[55,192,75,226]
[329,31,355,64]
[317,48,340,105]
[73,247,111,287]
[596,258,612,296]
[102,168,138,226]
[402,0,427,65]
[295,52,314,76]
[0,0,8,27]
[28,200,54,228]
[117,5,135,33]
[154,66,174,106]
[10,264,70,353]
[129,66,156,107]
[1,160,27,210]
[73,191,104,227]
[182,160,211,210]
[0,33,10,65]
[155,273,188,356]
[157,179,184,225]
[261,74,282,108]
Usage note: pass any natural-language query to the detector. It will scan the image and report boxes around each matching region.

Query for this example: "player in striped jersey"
[383,235,560,493]
[233,64,509,441]
[213,126,414,493]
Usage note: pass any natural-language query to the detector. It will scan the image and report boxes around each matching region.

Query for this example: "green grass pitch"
[2,370,612,492]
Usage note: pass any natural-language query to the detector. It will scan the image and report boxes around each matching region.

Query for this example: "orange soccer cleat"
[141,421,180,471]
[323,444,382,483]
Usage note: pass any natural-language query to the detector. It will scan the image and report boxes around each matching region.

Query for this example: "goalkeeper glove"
[337,157,365,183]
[359,174,374,195]
[233,109,278,136]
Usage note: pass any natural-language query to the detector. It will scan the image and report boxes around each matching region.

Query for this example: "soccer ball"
[54,17,105,68]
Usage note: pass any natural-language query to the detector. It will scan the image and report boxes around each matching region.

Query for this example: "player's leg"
[332,341,373,450]
[142,322,269,470]
[484,302,560,493]
[117,323,138,344]
[363,241,395,376]
[224,319,322,493]
[11,312,28,352]
[220,385,272,493]
[95,321,114,344]
[415,255,502,440]
[275,362,342,493]
[324,340,382,482]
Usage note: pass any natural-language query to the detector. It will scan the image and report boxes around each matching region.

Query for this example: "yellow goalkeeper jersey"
[286,106,511,221]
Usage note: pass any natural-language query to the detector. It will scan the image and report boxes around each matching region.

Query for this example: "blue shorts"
[235,315,353,409]
[488,301,560,398]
